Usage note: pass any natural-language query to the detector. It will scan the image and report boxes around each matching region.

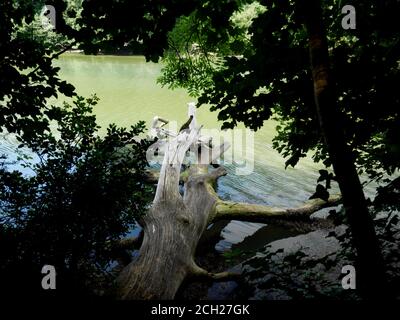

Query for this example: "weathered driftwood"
[114,105,341,299]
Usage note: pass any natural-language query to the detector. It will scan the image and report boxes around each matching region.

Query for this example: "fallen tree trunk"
[114,108,341,300]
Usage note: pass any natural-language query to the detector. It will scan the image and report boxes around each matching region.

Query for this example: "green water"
[54,53,329,207]
[51,53,344,251]
[1,53,345,250]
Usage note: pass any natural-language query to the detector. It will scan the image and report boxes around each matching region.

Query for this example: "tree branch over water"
[213,195,342,223]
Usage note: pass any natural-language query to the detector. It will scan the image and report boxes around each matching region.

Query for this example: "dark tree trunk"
[301,0,387,298]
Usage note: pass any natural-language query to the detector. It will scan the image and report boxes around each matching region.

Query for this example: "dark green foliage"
[0,96,153,296]
[374,177,400,213]
[243,244,358,300]
[214,0,397,177]
[157,2,265,96]
[159,1,400,186]
[75,0,238,61]
[0,0,77,142]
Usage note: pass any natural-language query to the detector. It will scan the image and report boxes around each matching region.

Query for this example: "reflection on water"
[0,54,376,251]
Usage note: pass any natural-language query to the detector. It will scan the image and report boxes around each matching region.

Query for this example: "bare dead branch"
[214,195,342,223]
